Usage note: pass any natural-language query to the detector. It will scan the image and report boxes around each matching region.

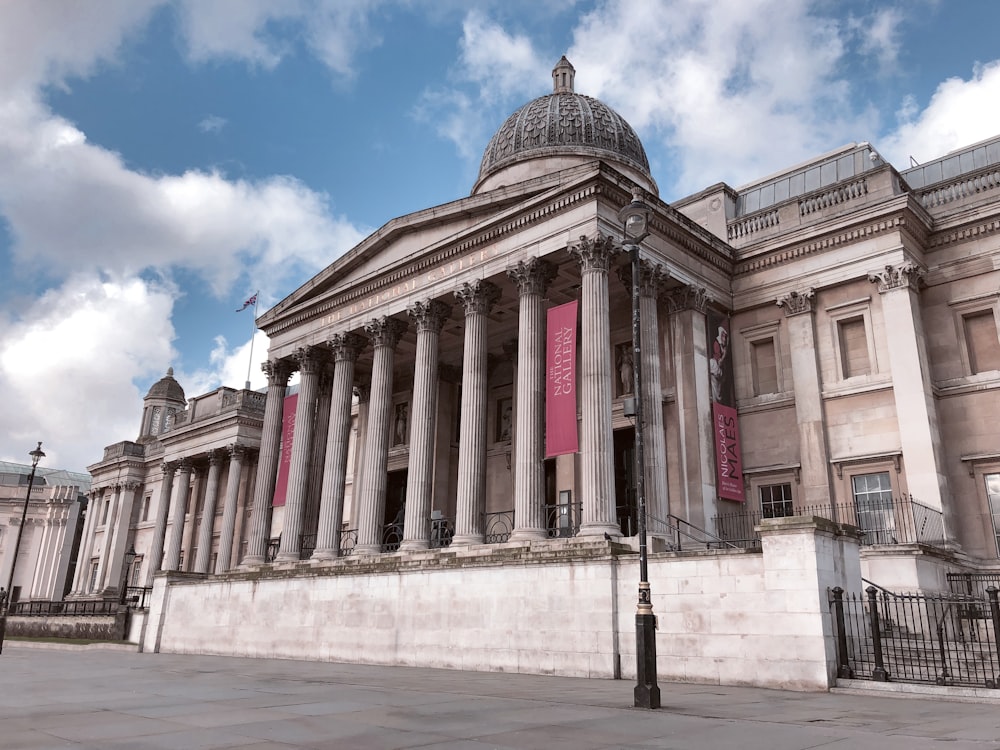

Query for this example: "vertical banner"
[545,300,579,457]
[272,392,298,507]
[707,310,744,501]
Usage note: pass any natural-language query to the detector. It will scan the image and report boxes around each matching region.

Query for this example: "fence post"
[832,587,854,679]
[866,586,889,681]
[987,587,1000,689]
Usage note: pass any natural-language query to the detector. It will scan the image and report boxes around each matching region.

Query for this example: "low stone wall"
[6,610,129,641]
[145,518,861,691]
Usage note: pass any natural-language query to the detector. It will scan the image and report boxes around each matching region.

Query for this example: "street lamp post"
[618,190,661,709]
[0,441,46,655]
[119,544,137,606]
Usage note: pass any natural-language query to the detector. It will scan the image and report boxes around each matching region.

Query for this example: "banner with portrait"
[707,310,744,502]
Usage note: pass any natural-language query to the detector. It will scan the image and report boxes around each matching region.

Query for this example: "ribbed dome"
[475,57,653,193]
[144,367,185,403]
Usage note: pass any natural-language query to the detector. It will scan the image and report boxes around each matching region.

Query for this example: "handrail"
[647,512,739,551]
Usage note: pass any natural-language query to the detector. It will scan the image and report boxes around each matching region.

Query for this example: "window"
[101,500,109,525]
[838,317,871,378]
[129,557,143,586]
[150,406,162,435]
[88,560,100,592]
[141,496,151,522]
[759,483,793,518]
[751,338,778,395]
[851,472,896,544]
[986,473,1000,557]
[964,311,1000,374]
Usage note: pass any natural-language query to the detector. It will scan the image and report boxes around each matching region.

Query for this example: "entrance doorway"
[383,469,408,551]
[613,427,637,536]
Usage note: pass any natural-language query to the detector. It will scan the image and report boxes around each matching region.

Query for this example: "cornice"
[927,215,1000,250]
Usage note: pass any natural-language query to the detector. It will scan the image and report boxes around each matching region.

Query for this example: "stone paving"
[1,643,999,749]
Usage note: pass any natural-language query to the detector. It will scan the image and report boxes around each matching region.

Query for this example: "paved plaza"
[1,644,999,749]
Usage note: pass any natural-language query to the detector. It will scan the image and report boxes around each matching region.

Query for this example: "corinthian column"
[146,462,175,582]
[401,300,451,551]
[355,317,407,555]
[313,332,366,560]
[243,358,293,565]
[215,445,245,572]
[507,259,556,541]
[452,280,501,545]
[70,487,102,595]
[276,346,323,562]
[163,460,193,571]
[94,484,122,590]
[193,450,224,573]
[569,234,621,538]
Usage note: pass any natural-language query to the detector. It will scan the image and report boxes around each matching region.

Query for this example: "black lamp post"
[119,544,137,606]
[618,190,661,709]
[0,441,45,655]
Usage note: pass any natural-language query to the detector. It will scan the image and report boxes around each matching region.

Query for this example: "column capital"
[262,358,294,386]
[161,461,177,476]
[777,288,816,316]
[206,449,224,467]
[568,233,618,272]
[407,299,452,334]
[328,332,367,362]
[293,345,324,374]
[618,258,668,297]
[354,382,371,404]
[665,284,708,314]
[455,280,501,316]
[177,458,194,474]
[868,262,925,293]
[228,444,246,461]
[365,316,407,349]
[122,480,141,492]
[507,258,557,296]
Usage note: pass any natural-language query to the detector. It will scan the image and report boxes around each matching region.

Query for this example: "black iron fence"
[948,572,1000,600]
[120,586,153,609]
[480,503,582,543]
[830,585,1000,687]
[12,599,121,616]
[484,511,514,543]
[714,496,946,549]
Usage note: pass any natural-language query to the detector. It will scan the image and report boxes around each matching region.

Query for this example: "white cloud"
[855,7,904,73]
[0,274,176,471]
[179,329,272,397]
[199,114,227,133]
[880,61,1000,168]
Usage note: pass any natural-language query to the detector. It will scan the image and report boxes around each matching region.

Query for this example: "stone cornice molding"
[455,280,501,316]
[407,299,452,334]
[665,285,709,314]
[776,288,816,316]
[868,262,926,293]
[568,233,618,272]
[506,258,557,297]
[364,316,407,349]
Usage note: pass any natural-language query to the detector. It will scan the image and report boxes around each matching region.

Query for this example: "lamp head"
[29,441,45,468]
[618,187,651,244]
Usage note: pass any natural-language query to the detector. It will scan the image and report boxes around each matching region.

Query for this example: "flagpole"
[245,291,258,390]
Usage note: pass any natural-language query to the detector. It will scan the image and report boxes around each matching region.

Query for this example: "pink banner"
[272,393,298,507]
[712,402,744,501]
[546,301,578,457]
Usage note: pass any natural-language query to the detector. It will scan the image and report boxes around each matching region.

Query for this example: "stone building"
[0,460,88,604]
[76,58,1000,687]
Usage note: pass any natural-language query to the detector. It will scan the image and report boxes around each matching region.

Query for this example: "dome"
[144,367,186,403]
[474,57,655,194]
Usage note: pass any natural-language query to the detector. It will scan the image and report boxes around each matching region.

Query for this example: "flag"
[236,292,258,312]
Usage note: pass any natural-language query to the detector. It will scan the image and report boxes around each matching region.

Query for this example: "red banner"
[545,301,578,457]
[272,393,297,507]
[712,402,744,501]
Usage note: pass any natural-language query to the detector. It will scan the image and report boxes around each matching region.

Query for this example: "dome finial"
[552,56,575,94]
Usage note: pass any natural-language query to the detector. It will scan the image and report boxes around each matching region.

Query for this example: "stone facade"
[77,60,1000,686]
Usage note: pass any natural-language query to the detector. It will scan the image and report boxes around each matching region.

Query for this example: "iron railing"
[546,501,581,538]
[120,586,153,609]
[484,510,514,543]
[340,528,358,556]
[830,585,1000,687]
[430,517,453,549]
[11,599,121,616]
[948,572,1000,600]
[299,533,316,560]
[714,496,946,549]
[380,522,404,553]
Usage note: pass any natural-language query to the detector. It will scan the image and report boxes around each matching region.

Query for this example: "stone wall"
[145,518,860,691]
[6,610,129,641]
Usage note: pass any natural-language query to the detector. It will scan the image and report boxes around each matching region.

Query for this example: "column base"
[450,534,485,546]
[578,523,623,539]
[310,549,339,561]
[508,529,547,543]
[398,540,430,553]
[239,555,266,568]
[353,544,382,556]
[272,552,301,563]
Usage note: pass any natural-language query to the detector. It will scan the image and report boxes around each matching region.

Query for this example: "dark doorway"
[613,427,637,536]
[383,469,408,551]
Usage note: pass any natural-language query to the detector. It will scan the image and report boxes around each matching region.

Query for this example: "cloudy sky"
[2,0,999,472]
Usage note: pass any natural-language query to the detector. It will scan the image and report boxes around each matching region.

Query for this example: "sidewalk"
[1,643,999,749]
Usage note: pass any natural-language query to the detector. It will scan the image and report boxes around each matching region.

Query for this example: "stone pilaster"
[314,333,366,559]
[94,484,122,590]
[777,289,832,506]
[868,262,955,540]
[276,346,323,562]
[163,460,193,571]
[145,462,175,582]
[355,317,407,555]
[104,481,139,595]
[70,486,102,595]
[507,259,556,541]
[243,358,293,565]
[569,235,621,538]
[401,300,451,551]
[194,450,224,573]
[215,446,245,572]
[452,280,501,545]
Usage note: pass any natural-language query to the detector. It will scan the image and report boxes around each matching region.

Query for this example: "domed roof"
[475,57,653,193]
[144,367,186,403]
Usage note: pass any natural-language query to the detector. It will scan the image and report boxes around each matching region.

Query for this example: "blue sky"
[2,0,1000,472]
